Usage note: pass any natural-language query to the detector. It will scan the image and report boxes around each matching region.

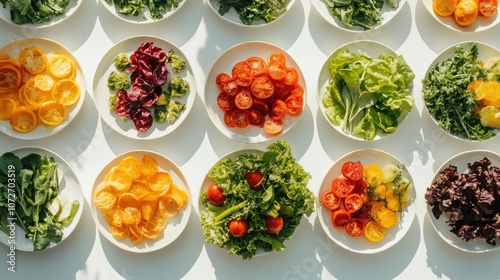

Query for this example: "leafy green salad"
[104,0,182,20]
[0,0,74,25]
[213,0,289,25]
[199,140,315,260]
[324,0,399,30]
[0,152,80,251]
[321,48,415,140]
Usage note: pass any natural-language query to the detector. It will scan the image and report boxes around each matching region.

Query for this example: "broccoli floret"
[166,100,187,124]
[113,53,131,71]
[108,94,118,112]
[107,71,131,91]
[156,92,170,106]
[168,76,189,98]
[168,50,186,73]
[154,104,168,123]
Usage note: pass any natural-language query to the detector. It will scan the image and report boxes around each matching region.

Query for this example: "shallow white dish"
[0,0,81,28]
[205,41,305,143]
[99,0,185,23]
[422,41,500,142]
[317,149,416,254]
[426,150,500,253]
[92,35,196,140]
[90,150,191,253]
[0,38,86,140]
[317,40,413,141]
[207,0,295,27]
[0,146,84,251]
[422,0,500,32]
[311,0,406,31]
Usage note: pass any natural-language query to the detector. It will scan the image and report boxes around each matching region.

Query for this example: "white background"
[1,0,500,279]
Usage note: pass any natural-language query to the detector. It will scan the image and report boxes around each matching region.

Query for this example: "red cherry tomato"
[230,109,249,128]
[345,218,365,237]
[263,118,283,135]
[247,108,266,127]
[223,78,240,97]
[216,91,235,111]
[344,193,364,213]
[234,89,253,110]
[251,76,275,99]
[228,219,249,237]
[331,209,351,229]
[321,189,342,211]
[284,93,303,115]
[246,56,268,77]
[331,177,354,198]
[341,161,363,182]
[269,99,287,120]
[246,171,264,190]
[284,67,299,86]
[264,215,284,234]
[268,60,287,81]
[268,52,286,65]
[232,61,253,87]
[216,72,232,91]
[206,183,225,206]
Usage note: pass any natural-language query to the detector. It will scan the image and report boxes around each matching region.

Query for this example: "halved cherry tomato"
[264,215,284,234]
[246,171,264,190]
[331,209,351,229]
[247,108,266,127]
[207,183,225,206]
[269,99,287,120]
[321,189,341,211]
[331,177,353,198]
[479,0,498,16]
[217,91,235,111]
[224,111,236,127]
[251,99,269,115]
[234,89,253,109]
[223,78,240,97]
[345,218,365,237]
[263,118,283,135]
[268,52,286,65]
[284,67,299,86]
[231,109,249,128]
[232,61,253,87]
[251,76,275,99]
[288,83,304,96]
[342,161,363,182]
[268,60,287,81]
[273,81,290,101]
[246,56,268,77]
[216,72,232,91]
[364,220,386,242]
[285,93,303,115]
[228,219,249,237]
[344,193,364,213]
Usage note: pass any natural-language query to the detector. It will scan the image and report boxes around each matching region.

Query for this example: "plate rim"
[0,146,85,252]
[316,148,417,254]
[91,34,197,140]
[204,40,306,143]
[426,149,500,253]
[422,40,500,142]
[90,149,192,253]
[0,37,87,140]
[317,39,413,141]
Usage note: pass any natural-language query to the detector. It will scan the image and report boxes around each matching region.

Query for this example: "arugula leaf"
[105,0,181,20]
[216,0,289,25]
[422,43,495,141]
[325,0,397,30]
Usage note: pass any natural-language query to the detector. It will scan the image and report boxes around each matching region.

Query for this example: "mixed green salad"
[321,47,415,140]
[104,0,182,20]
[0,152,79,251]
[324,0,399,30]
[199,140,315,260]
[0,0,74,25]
[213,0,289,25]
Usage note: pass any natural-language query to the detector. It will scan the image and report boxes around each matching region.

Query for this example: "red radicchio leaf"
[131,107,153,132]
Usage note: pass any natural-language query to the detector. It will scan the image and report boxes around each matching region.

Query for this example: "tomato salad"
[321,161,413,242]
[214,52,304,136]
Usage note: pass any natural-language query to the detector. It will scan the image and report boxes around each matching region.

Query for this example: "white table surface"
[1,1,499,279]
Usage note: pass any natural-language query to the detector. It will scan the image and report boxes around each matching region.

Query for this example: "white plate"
[207,0,295,27]
[317,149,416,254]
[0,0,81,28]
[317,40,413,141]
[426,150,500,253]
[422,41,500,142]
[205,41,305,143]
[0,147,84,251]
[90,150,191,253]
[92,35,196,140]
[422,0,500,32]
[100,0,185,24]
[0,38,86,140]
[311,0,406,31]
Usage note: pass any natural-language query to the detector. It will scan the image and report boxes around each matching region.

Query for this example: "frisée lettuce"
[322,49,415,140]
[199,140,315,260]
